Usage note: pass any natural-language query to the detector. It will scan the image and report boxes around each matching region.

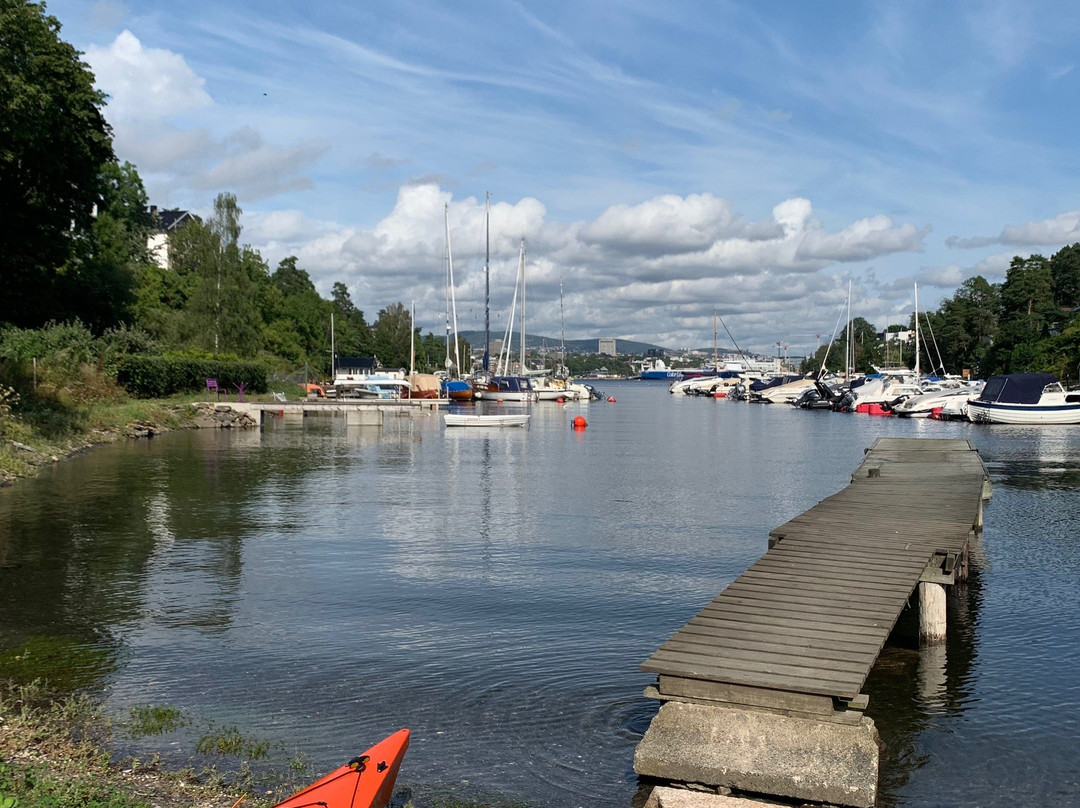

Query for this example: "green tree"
[1,0,114,327]
[990,255,1055,373]
[925,276,1000,378]
[371,302,412,369]
[1049,242,1080,315]
[331,282,372,361]
[53,160,154,331]
[182,194,264,356]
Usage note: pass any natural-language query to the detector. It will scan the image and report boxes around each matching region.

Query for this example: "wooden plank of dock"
[641,437,988,709]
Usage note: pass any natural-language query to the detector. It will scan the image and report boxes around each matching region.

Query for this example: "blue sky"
[50,0,1080,355]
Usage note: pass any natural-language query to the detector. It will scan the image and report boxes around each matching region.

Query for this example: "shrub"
[116,356,268,398]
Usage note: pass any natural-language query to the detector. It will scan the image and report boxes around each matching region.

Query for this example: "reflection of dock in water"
[635,438,991,808]
[230,398,442,427]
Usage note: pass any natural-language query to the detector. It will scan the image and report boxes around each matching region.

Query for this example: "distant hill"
[458,330,664,355]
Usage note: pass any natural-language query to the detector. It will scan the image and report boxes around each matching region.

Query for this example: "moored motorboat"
[966,373,1080,424]
[892,382,983,417]
[273,729,409,808]
[472,375,539,402]
[444,413,530,427]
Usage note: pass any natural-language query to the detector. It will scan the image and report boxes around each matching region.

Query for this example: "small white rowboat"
[444,413,530,428]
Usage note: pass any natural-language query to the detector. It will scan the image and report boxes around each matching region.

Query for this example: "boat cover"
[977,373,1057,404]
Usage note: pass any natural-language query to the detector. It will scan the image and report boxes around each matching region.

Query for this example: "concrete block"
[643,785,792,808]
[634,701,879,808]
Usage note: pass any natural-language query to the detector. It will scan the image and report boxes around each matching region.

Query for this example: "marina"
[1,382,1078,807]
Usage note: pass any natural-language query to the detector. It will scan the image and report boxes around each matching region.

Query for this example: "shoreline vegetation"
[0,675,530,808]
[0,680,255,808]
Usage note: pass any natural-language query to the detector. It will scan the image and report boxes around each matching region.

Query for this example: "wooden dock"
[634,437,991,807]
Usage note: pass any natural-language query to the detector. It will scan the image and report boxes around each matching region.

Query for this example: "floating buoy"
[497,397,504,403]
[572,416,588,430]
[714,391,727,398]
[556,396,565,403]
[606,396,616,403]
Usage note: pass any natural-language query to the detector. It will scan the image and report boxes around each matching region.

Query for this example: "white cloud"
[86,30,211,120]
[583,193,765,256]
[235,185,932,352]
[798,215,929,261]
[947,210,1080,248]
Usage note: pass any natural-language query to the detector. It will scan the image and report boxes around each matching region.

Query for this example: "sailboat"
[438,203,473,400]
[473,237,538,402]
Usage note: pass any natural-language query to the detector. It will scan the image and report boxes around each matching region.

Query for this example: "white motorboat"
[966,373,1080,424]
[444,413,530,428]
[892,382,984,417]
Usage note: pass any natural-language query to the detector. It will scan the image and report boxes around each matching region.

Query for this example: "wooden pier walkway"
[640,437,990,714]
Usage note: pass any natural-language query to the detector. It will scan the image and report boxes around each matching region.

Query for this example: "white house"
[147,206,194,269]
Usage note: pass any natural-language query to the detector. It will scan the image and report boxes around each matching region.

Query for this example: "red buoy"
[572,416,588,430]
[606,396,616,403]
[556,396,565,403]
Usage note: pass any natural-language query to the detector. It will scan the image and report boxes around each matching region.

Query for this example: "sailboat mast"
[846,279,853,380]
[714,310,718,370]
[914,282,921,380]
[519,237,526,374]
[444,204,451,371]
[410,300,415,377]
[445,203,461,375]
[483,192,491,373]
[560,281,566,376]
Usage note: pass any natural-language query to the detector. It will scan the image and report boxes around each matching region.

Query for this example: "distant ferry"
[638,358,698,380]
[637,356,780,380]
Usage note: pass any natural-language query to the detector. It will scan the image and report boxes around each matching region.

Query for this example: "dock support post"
[919,581,947,644]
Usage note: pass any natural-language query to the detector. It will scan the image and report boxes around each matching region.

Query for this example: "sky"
[46,0,1080,356]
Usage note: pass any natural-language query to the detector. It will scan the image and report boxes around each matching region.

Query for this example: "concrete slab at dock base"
[634,701,879,808]
[642,785,799,808]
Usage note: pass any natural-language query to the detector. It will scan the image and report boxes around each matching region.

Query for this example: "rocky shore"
[1,401,260,487]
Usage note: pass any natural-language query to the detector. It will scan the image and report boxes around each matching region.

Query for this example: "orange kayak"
[273,729,410,808]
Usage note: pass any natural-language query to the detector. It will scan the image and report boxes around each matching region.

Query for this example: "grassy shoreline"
[0,680,256,808]
[0,393,255,487]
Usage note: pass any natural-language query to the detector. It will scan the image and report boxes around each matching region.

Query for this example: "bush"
[116,356,268,398]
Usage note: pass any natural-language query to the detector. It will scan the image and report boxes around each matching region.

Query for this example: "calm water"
[1,382,1078,807]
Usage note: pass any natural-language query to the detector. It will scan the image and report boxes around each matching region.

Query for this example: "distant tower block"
[598,338,617,356]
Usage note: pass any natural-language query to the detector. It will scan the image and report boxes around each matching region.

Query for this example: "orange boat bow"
[273,729,410,808]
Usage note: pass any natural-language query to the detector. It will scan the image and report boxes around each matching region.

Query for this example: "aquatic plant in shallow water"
[0,636,118,692]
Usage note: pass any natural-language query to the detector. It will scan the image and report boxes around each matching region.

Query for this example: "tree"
[53,160,154,331]
[1,1,114,326]
[271,255,316,298]
[1049,242,1080,315]
[371,302,412,369]
[926,276,999,377]
[990,255,1055,373]
[182,194,263,356]
[331,282,372,361]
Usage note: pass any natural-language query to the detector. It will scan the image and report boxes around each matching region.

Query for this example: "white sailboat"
[474,237,538,402]
[440,203,473,400]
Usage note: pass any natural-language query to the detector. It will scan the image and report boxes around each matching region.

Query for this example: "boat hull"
[273,729,409,808]
[966,401,1080,424]
[444,413,530,427]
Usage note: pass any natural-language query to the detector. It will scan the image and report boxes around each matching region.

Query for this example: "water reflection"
[1,392,1078,807]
